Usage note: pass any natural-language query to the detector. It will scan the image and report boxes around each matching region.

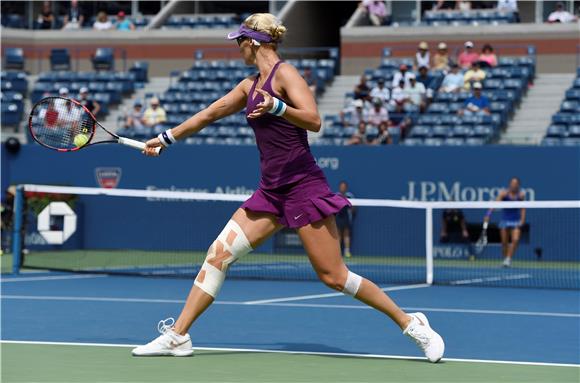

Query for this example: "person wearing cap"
[79,87,101,116]
[414,42,430,70]
[440,64,464,93]
[404,73,426,112]
[59,87,69,97]
[547,2,578,23]
[458,41,479,70]
[143,97,166,130]
[370,78,390,104]
[341,98,368,127]
[479,44,498,68]
[93,11,112,31]
[391,64,413,88]
[367,98,390,129]
[124,100,145,133]
[432,42,449,72]
[463,61,486,90]
[116,11,135,31]
[458,82,490,116]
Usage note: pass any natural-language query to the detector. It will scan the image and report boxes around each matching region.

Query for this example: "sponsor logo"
[37,202,77,245]
[316,157,340,170]
[95,167,122,189]
[401,181,536,201]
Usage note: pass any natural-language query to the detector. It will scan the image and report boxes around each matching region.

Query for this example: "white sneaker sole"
[413,312,445,363]
[132,348,194,357]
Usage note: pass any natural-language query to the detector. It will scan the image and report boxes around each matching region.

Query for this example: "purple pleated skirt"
[241,173,351,228]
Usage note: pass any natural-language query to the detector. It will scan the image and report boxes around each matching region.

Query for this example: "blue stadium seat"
[566,89,580,101]
[402,138,423,146]
[546,125,568,138]
[561,100,578,113]
[451,125,472,138]
[465,137,486,145]
[50,49,71,71]
[409,125,431,138]
[567,125,580,137]
[445,137,464,146]
[92,48,115,71]
[4,48,25,70]
[423,137,444,146]
[561,138,580,146]
[541,137,562,146]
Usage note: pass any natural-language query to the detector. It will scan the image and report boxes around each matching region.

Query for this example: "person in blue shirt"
[115,11,135,31]
[458,82,490,116]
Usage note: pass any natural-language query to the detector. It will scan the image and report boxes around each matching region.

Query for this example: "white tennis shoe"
[132,318,194,357]
[403,312,445,363]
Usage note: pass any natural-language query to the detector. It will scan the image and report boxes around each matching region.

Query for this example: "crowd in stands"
[543,67,580,146]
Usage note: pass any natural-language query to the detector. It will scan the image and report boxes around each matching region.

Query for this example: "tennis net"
[9,184,580,289]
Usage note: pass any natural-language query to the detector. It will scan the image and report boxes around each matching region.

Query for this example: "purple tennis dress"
[241,61,350,228]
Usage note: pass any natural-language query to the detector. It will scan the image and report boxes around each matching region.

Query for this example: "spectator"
[78,87,101,116]
[440,208,474,259]
[370,78,390,104]
[341,99,368,127]
[463,61,487,90]
[547,2,578,23]
[367,98,390,128]
[115,11,135,31]
[353,75,371,100]
[62,0,84,29]
[390,79,409,113]
[440,63,464,93]
[124,100,145,133]
[37,1,55,30]
[58,87,69,98]
[432,42,450,72]
[55,87,69,109]
[371,121,392,145]
[143,97,167,130]
[405,74,427,112]
[416,66,435,103]
[392,64,413,88]
[457,41,479,70]
[455,0,471,11]
[360,0,389,26]
[458,82,490,116]
[434,1,456,11]
[478,44,498,68]
[93,11,112,31]
[336,181,355,258]
[302,67,318,96]
[414,41,430,70]
[497,0,519,22]
[346,122,369,145]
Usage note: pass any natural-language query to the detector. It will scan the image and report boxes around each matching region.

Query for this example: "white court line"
[242,283,431,304]
[0,274,108,283]
[450,274,532,286]
[2,294,579,318]
[1,340,578,368]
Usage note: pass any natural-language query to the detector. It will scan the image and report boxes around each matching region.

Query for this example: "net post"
[11,185,24,275]
[425,206,433,285]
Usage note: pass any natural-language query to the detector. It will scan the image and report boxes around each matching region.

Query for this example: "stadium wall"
[5,145,580,260]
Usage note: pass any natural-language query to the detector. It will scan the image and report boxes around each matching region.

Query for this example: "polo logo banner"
[95,167,122,188]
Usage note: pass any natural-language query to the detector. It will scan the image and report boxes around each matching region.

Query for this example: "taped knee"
[194,220,252,298]
[342,271,362,297]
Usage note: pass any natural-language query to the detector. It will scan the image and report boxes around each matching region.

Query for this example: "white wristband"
[269,97,287,116]
[158,129,176,147]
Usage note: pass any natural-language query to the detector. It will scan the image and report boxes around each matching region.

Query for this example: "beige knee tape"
[194,220,252,298]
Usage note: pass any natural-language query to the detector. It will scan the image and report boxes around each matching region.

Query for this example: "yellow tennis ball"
[73,133,89,147]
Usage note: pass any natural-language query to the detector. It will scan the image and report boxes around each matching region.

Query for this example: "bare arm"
[247,64,321,132]
[485,190,506,222]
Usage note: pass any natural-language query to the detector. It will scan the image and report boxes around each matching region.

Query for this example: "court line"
[1,340,578,368]
[2,295,579,318]
[0,274,108,283]
[242,283,431,304]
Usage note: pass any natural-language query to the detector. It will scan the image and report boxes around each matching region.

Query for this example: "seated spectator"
[346,122,369,145]
[458,82,490,116]
[360,0,390,26]
[143,97,167,130]
[463,62,487,90]
[478,44,498,68]
[370,78,390,104]
[458,41,479,70]
[547,2,578,23]
[115,11,135,31]
[78,87,101,116]
[416,66,435,103]
[434,1,456,10]
[432,42,450,72]
[124,100,145,133]
[62,0,85,29]
[354,75,371,101]
[390,79,410,113]
[456,0,471,11]
[414,42,430,70]
[367,98,390,128]
[302,67,318,96]
[497,0,519,22]
[440,64,464,93]
[93,11,113,31]
[340,99,368,127]
[405,74,427,112]
[389,113,412,139]
[392,64,413,88]
[371,121,392,145]
[37,1,55,30]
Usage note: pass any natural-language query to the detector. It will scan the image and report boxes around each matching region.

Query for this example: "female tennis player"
[133,13,444,362]
[485,177,526,267]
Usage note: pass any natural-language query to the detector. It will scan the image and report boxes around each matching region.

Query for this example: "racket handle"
[118,137,161,154]
[482,221,488,230]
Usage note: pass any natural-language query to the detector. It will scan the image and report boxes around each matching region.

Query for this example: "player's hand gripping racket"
[29,96,160,154]
[474,221,488,256]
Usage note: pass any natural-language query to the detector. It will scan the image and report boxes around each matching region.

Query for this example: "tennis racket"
[474,221,488,256]
[29,96,160,153]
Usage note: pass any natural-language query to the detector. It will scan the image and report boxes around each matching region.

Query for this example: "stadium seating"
[542,67,580,146]
[50,49,72,71]
[391,9,517,28]
[162,14,239,29]
[4,48,25,70]
[91,48,115,71]
[1,71,28,127]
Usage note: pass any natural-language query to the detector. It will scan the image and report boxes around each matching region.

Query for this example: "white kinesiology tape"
[194,220,253,298]
[342,271,363,296]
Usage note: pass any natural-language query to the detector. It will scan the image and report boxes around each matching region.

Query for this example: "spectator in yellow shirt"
[463,62,487,90]
[143,97,167,130]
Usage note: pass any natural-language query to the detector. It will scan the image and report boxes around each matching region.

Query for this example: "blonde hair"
[243,13,287,42]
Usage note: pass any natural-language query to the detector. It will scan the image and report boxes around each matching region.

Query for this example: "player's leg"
[506,227,521,262]
[500,227,509,258]
[297,215,444,362]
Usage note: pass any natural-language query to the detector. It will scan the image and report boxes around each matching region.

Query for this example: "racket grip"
[482,221,488,230]
[118,137,161,154]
